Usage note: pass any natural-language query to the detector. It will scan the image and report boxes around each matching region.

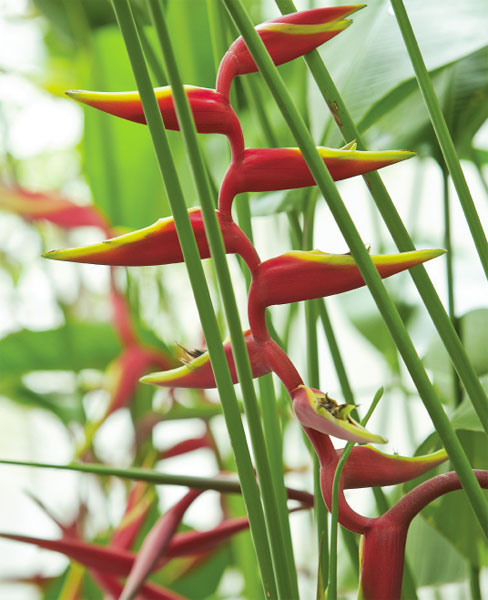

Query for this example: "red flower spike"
[292,385,386,445]
[161,433,212,460]
[216,6,364,98]
[120,489,202,600]
[251,248,445,307]
[43,208,260,273]
[339,446,448,489]
[105,345,173,415]
[219,145,414,214]
[91,571,186,600]
[140,330,269,389]
[111,481,156,551]
[66,86,244,158]
[0,185,109,233]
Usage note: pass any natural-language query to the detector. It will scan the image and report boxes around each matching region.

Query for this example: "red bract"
[0,185,109,233]
[43,207,260,273]
[338,445,448,489]
[66,86,244,158]
[250,248,444,307]
[120,489,202,600]
[141,330,269,389]
[216,6,363,98]
[219,145,414,215]
[252,249,445,306]
[292,385,386,445]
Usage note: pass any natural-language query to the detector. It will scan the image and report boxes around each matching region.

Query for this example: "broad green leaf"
[250,189,308,217]
[323,0,488,128]
[0,322,120,376]
[405,512,468,586]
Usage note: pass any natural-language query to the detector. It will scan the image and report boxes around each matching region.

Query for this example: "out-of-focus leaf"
[405,512,468,586]
[360,47,488,160]
[424,309,488,402]
[250,189,308,216]
[0,322,120,376]
[419,431,488,568]
[33,0,114,46]
[322,0,488,129]
[410,409,488,569]
[1,382,85,425]
[342,292,417,373]
[82,26,171,230]
[163,547,230,599]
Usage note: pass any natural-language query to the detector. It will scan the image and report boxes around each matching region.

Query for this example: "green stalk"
[258,373,298,582]
[222,0,488,536]
[273,0,488,436]
[145,2,297,597]
[110,1,277,597]
[390,0,488,279]
[328,388,384,600]
[469,566,482,600]
[442,167,462,406]
[0,459,247,493]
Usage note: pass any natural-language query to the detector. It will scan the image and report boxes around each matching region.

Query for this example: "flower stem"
[273,0,488,436]
[223,0,488,538]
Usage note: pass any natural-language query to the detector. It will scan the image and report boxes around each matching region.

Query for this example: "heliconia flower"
[90,571,186,600]
[66,86,244,158]
[120,489,202,600]
[0,185,109,233]
[43,208,256,268]
[161,433,212,459]
[338,446,448,489]
[140,330,270,389]
[251,248,445,307]
[105,345,173,415]
[219,145,414,213]
[110,481,156,551]
[292,385,386,445]
[216,6,364,98]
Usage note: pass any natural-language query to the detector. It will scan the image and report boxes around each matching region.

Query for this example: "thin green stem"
[145,2,297,597]
[442,166,462,407]
[223,0,488,537]
[111,1,277,596]
[0,458,313,504]
[469,565,482,600]
[258,373,298,582]
[273,0,488,437]
[390,0,488,279]
[328,388,384,600]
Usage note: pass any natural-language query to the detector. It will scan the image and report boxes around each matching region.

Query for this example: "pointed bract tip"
[292,385,387,445]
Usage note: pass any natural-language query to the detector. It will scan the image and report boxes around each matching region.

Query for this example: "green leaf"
[424,308,488,402]
[342,292,417,374]
[323,0,488,128]
[0,322,121,377]
[405,513,468,586]
[249,189,308,217]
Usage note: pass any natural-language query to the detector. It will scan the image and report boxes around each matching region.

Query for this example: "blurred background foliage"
[0,0,487,598]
